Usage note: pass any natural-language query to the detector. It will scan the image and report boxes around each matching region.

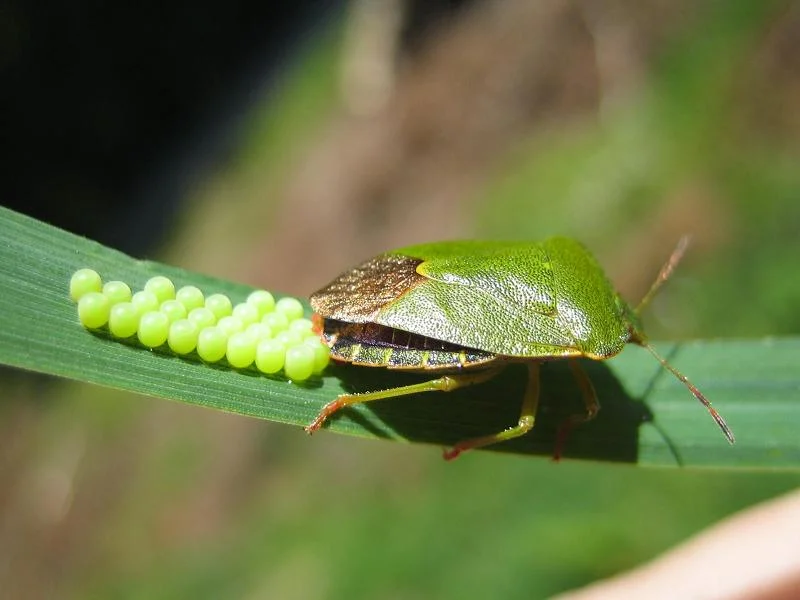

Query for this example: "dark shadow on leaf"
[324,358,648,463]
[636,342,684,466]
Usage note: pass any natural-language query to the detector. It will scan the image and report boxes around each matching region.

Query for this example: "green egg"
[197,327,228,362]
[78,291,111,329]
[168,319,200,355]
[246,322,273,341]
[255,338,285,374]
[137,311,170,348]
[188,307,217,329]
[275,296,305,322]
[232,303,260,327]
[284,344,315,381]
[247,290,275,316]
[144,275,176,303]
[160,299,188,323]
[217,315,245,337]
[262,311,289,334]
[289,318,313,334]
[275,329,304,348]
[70,268,103,302]
[108,302,140,338]
[303,336,331,374]
[102,280,132,305]
[176,285,205,312]
[131,290,160,316]
[226,331,257,368]
[205,293,233,320]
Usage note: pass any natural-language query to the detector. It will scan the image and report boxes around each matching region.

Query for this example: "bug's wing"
[368,242,572,357]
[310,254,426,323]
[377,239,629,358]
[311,239,629,358]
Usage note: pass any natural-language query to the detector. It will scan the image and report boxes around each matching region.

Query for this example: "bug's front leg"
[442,362,541,460]
[304,367,504,434]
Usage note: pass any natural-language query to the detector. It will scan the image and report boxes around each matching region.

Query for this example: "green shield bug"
[305,236,734,459]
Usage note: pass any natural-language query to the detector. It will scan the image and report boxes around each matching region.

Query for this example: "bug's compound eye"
[70,268,103,302]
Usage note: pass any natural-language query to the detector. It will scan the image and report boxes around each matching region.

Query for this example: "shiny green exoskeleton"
[306,237,734,459]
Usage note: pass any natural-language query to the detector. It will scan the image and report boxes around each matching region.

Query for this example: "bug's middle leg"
[304,366,504,433]
[553,358,601,460]
[442,362,541,460]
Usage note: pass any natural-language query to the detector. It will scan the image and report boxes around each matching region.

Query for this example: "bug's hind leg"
[553,359,600,460]
[442,363,541,460]
[304,366,504,434]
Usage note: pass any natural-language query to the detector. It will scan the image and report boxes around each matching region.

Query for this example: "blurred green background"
[2,1,799,598]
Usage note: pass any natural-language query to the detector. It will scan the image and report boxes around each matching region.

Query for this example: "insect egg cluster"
[70,269,329,381]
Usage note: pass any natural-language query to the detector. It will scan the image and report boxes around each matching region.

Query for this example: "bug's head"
[627,237,735,445]
[619,297,646,345]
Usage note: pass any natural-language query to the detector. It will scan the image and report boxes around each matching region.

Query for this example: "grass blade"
[0,206,797,468]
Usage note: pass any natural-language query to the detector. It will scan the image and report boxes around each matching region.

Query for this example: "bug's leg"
[304,367,504,433]
[442,362,541,461]
[553,359,600,460]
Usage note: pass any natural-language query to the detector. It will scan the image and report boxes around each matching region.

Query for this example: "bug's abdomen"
[319,318,497,370]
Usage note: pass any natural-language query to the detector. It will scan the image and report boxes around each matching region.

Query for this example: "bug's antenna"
[635,236,691,315]
[641,341,735,444]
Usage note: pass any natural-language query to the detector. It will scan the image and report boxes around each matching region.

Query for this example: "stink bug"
[305,237,734,459]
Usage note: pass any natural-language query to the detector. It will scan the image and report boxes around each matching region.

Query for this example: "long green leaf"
[0,206,797,468]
